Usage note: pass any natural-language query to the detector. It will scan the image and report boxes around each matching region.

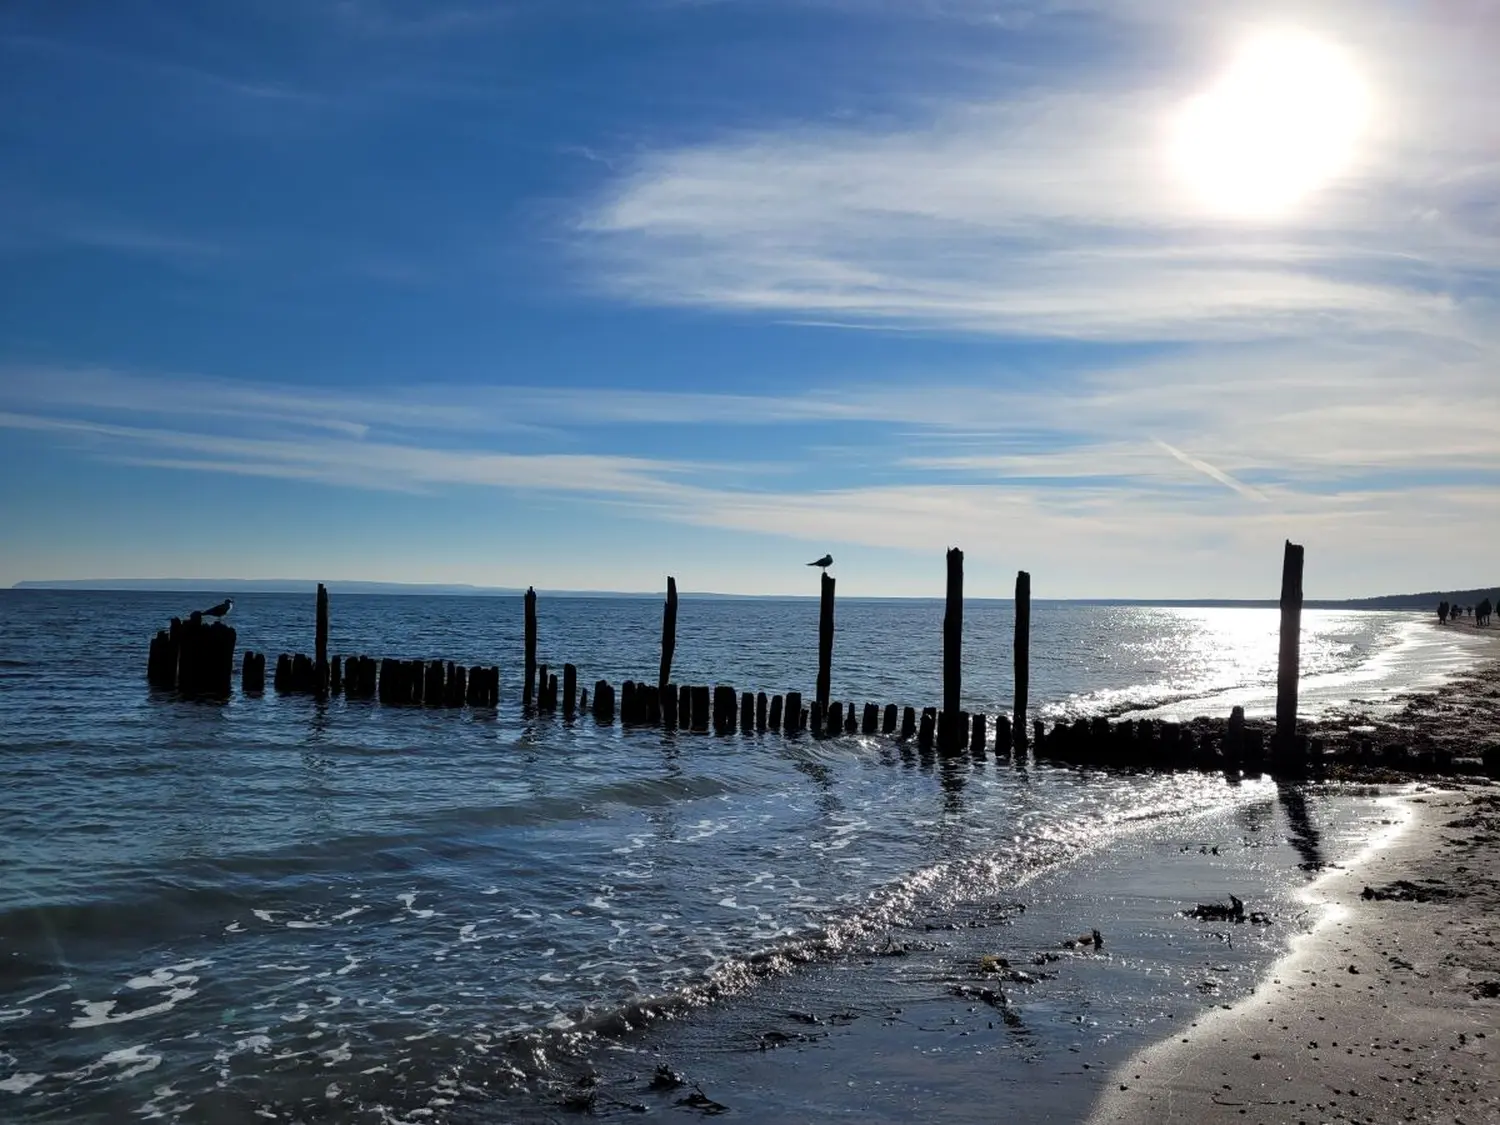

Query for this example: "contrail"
[1153,439,1269,502]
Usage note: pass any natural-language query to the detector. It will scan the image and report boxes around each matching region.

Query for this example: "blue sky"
[1,0,1496,597]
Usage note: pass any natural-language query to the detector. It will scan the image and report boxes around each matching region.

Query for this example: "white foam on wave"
[71,962,206,1029]
[0,1072,44,1094]
[396,892,436,919]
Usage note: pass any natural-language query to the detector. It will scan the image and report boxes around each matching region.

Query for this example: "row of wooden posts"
[146,542,1314,762]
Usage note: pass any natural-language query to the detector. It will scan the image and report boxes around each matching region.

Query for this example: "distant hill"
[10,578,1497,607]
[1313,587,1498,611]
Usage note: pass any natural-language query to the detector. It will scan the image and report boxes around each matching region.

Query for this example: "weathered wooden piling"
[659,576,677,695]
[148,627,180,689]
[662,681,679,726]
[547,673,558,712]
[448,664,467,708]
[863,703,879,735]
[817,572,835,713]
[1275,540,1305,757]
[678,684,691,727]
[713,685,736,733]
[918,707,936,751]
[942,548,963,753]
[425,660,444,706]
[970,713,987,755]
[883,704,898,734]
[809,699,825,737]
[844,703,857,734]
[175,616,237,698]
[563,664,578,716]
[330,654,343,696]
[741,692,754,732]
[241,651,266,694]
[315,583,329,696]
[523,586,538,710]
[535,663,549,711]
[783,691,802,736]
[593,679,615,723]
[994,714,1012,753]
[901,706,916,740]
[692,685,711,731]
[1014,570,1031,753]
[756,692,768,731]
[769,694,784,731]
[827,700,843,737]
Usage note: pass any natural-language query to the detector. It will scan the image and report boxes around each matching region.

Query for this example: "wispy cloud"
[578,5,1497,342]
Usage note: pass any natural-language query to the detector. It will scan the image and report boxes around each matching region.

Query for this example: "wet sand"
[1091,785,1500,1123]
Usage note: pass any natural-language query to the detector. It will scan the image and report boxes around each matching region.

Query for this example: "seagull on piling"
[807,554,833,570]
[200,598,234,619]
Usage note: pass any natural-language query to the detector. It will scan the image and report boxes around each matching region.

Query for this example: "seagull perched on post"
[200,598,234,620]
[807,554,833,570]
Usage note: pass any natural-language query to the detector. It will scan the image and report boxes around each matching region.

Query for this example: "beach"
[1092,660,1500,1125]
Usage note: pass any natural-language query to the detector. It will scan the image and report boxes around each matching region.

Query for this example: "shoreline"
[1087,783,1500,1124]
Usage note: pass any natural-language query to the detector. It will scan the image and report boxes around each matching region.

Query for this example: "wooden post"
[315,583,329,696]
[994,714,1011,753]
[241,652,265,695]
[425,659,444,705]
[783,691,802,736]
[1275,540,1305,756]
[769,694,784,731]
[1013,570,1031,753]
[756,691,768,731]
[662,682,679,726]
[536,663,549,711]
[918,707,936,751]
[593,679,614,723]
[817,572,835,713]
[809,700,825,738]
[900,706,916,740]
[659,576,677,695]
[827,700,843,736]
[678,684,691,728]
[970,713,987,755]
[942,548,963,753]
[547,673,558,712]
[523,586,537,710]
[450,664,467,708]
[862,703,879,735]
[883,704,898,734]
[741,692,754,732]
[563,663,578,716]
[691,685,711,731]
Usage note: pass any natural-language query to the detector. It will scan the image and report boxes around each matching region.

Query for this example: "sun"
[1170,29,1370,218]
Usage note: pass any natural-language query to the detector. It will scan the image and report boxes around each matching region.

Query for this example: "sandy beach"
[1091,779,1500,1122]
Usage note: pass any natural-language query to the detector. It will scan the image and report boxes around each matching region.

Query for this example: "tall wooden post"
[315,583,329,696]
[817,573,835,713]
[942,548,963,753]
[1013,570,1030,752]
[1276,540,1305,753]
[659,576,677,695]
[523,587,537,710]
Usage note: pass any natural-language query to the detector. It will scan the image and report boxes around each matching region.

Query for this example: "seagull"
[200,598,234,619]
[807,554,833,570]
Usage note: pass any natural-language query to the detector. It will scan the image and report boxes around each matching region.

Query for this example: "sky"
[1,0,1496,598]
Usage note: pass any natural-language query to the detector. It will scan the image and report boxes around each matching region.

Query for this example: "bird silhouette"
[200,598,234,619]
[807,554,833,570]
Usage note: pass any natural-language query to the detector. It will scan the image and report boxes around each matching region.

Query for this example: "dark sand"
[1092,662,1500,1124]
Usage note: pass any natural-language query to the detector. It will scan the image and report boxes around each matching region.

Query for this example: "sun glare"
[1171,29,1370,218]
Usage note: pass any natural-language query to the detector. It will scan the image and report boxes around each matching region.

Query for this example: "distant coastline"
[9,577,1495,609]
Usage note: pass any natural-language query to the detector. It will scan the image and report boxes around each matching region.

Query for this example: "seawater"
[0,591,1484,1121]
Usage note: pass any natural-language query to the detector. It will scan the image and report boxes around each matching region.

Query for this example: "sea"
[0,590,1490,1123]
